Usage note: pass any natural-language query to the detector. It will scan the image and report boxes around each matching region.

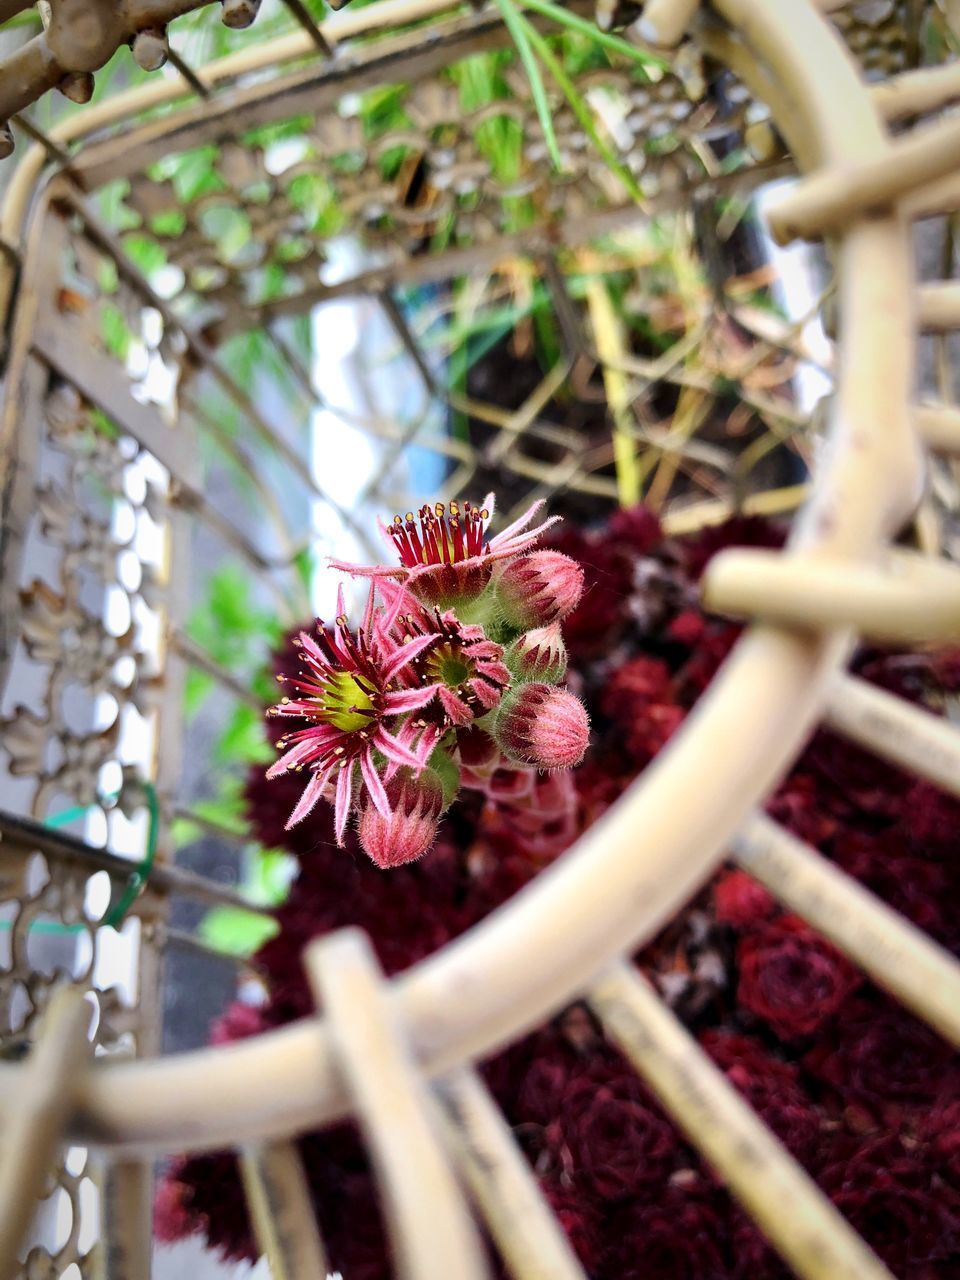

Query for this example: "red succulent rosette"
[736,914,860,1040]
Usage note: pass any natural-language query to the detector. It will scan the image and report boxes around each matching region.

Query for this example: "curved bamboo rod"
[590,964,895,1280]
[826,672,960,798]
[918,281,960,333]
[915,401,960,453]
[238,1142,330,1280]
[305,930,489,1280]
[767,111,960,244]
[732,814,960,1046]
[0,988,91,1280]
[703,548,960,643]
[432,1067,588,1280]
[872,61,960,123]
[0,0,923,1157]
[633,0,700,48]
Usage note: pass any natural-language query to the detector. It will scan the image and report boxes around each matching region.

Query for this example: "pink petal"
[476,660,511,684]
[360,749,391,819]
[334,764,353,845]
[378,577,410,636]
[362,582,376,633]
[374,727,427,771]
[381,631,437,681]
[467,640,502,659]
[488,499,545,548]
[384,684,439,713]
[491,521,560,559]
[285,767,332,829]
[267,732,340,777]
[328,557,403,580]
[438,686,472,726]
[298,631,327,666]
[468,677,501,710]
[268,698,323,718]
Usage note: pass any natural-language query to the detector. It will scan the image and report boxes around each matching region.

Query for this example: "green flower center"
[428,644,472,689]
[321,671,377,732]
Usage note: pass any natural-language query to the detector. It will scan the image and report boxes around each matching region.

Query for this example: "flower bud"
[358,770,443,869]
[505,622,567,684]
[496,551,584,629]
[494,683,589,769]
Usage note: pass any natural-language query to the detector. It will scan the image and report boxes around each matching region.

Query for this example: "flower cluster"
[161,507,960,1279]
[268,497,589,868]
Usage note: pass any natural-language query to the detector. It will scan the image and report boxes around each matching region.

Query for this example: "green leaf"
[515,0,667,73]
[122,233,169,278]
[493,0,562,172]
[522,23,643,202]
[215,703,272,767]
[101,303,132,361]
[151,209,187,238]
[191,791,249,839]
[184,668,215,720]
[171,815,202,847]
[249,848,297,905]
[199,906,278,957]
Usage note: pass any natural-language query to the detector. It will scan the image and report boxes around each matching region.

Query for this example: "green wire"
[36,782,160,932]
[104,782,159,928]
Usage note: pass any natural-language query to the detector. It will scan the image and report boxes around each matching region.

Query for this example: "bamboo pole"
[825,672,960,798]
[93,1160,153,1280]
[590,964,894,1280]
[238,1142,330,1280]
[767,113,960,244]
[0,988,91,1280]
[732,814,960,1045]
[703,548,960,642]
[872,60,960,122]
[918,282,960,333]
[432,1067,587,1280]
[305,931,489,1280]
[584,276,642,507]
[915,401,960,452]
[632,0,700,48]
[661,483,810,534]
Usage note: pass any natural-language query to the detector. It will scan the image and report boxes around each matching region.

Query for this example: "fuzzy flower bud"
[496,551,584,629]
[494,683,589,769]
[358,770,444,869]
[505,622,567,684]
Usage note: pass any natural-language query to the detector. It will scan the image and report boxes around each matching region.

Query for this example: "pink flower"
[392,596,512,728]
[496,549,585,629]
[494,683,589,769]
[358,770,444,868]
[153,1172,201,1245]
[331,495,559,606]
[267,587,439,842]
